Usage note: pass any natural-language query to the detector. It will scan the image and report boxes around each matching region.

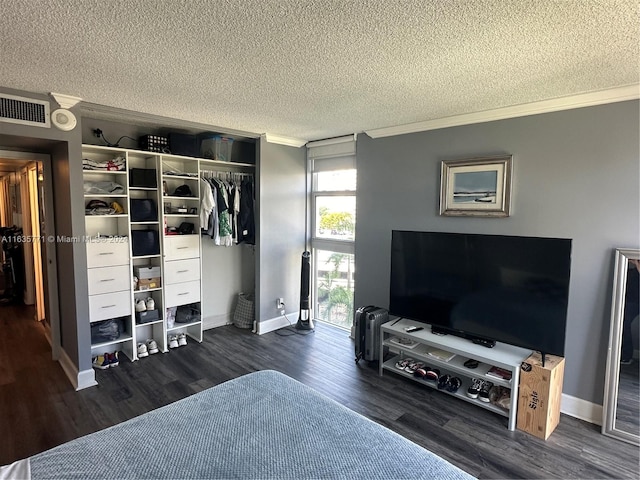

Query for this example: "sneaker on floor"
[467,378,482,399]
[168,335,179,349]
[137,342,149,358]
[479,380,493,403]
[109,351,119,367]
[177,333,187,347]
[146,339,159,354]
[145,297,155,311]
[92,354,110,370]
[135,299,147,312]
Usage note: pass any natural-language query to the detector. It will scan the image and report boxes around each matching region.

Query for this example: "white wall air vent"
[0,93,50,128]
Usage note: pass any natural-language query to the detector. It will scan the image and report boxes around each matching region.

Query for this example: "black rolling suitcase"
[354,305,389,364]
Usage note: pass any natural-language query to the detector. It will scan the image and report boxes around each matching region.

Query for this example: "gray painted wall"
[354,100,640,405]
[256,139,306,323]
[0,87,88,368]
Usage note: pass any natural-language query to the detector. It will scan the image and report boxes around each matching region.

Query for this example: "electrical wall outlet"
[276,298,284,309]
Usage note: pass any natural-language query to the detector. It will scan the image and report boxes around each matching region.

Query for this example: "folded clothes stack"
[82,155,126,171]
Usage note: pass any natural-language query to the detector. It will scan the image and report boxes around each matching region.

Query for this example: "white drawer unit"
[164,235,200,260]
[86,238,130,268]
[87,265,131,295]
[164,258,200,285]
[89,290,132,323]
[164,280,200,307]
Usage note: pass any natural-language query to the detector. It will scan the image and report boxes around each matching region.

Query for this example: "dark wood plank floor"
[1,306,639,479]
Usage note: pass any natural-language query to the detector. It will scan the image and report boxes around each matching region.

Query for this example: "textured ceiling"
[0,0,638,142]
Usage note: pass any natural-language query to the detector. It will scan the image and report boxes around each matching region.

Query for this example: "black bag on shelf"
[90,318,122,343]
[175,303,201,323]
[131,229,160,257]
[178,222,194,235]
[129,168,157,188]
[130,198,158,222]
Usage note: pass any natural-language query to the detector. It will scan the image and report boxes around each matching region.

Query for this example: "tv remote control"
[406,326,424,333]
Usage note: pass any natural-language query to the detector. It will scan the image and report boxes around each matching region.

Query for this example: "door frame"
[0,150,60,359]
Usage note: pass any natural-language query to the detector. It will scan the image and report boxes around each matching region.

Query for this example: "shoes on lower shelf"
[92,351,120,369]
[145,297,155,310]
[479,380,493,403]
[92,354,110,370]
[108,351,119,367]
[146,339,159,354]
[177,333,187,346]
[168,334,179,349]
[620,358,633,365]
[137,342,149,358]
[467,378,482,399]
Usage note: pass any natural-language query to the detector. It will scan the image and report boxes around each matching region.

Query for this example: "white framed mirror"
[602,248,639,445]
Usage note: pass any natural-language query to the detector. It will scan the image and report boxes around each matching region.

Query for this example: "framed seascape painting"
[439,155,513,217]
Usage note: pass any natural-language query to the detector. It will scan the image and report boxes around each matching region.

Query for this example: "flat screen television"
[389,230,572,356]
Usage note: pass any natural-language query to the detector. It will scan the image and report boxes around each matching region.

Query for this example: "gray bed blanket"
[25,370,474,479]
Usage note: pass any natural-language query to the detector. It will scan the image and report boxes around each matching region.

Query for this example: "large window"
[308,137,356,330]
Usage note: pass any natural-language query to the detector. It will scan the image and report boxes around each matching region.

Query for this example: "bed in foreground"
[2,370,474,479]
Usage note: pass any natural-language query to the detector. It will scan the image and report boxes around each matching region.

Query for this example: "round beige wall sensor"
[51,108,77,131]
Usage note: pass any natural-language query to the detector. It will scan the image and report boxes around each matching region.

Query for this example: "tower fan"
[295,251,313,330]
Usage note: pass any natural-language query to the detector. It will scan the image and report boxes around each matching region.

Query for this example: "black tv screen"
[389,231,572,356]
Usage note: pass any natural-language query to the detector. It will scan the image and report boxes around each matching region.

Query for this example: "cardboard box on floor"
[517,352,565,440]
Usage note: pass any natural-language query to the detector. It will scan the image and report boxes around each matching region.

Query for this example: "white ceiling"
[0,0,638,143]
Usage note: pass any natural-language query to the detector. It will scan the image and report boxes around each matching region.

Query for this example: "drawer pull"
[177,247,188,250]
[177,270,189,273]
[178,292,189,296]
[99,278,115,282]
[101,304,116,309]
[98,252,114,255]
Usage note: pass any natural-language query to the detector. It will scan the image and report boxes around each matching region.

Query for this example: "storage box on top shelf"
[168,133,198,157]
[200,135,234,162]
[134,265,161,279]
[516,352,565,440]
[139,135,168,153]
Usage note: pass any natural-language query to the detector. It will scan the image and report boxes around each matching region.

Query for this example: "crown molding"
[365,84,640,139]
[306,134,357,148]
[263,133,307,148]
[50,92,82,109]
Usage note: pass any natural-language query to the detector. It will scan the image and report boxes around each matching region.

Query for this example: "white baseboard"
[257,312,299,335]
[203,313,232,331]
[561,393,603,426]
[58,348,97,391]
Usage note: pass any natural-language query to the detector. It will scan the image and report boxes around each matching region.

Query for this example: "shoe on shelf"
[437,374,451,390]
[425,368,440,382]
[467,378,482,399]
[92,354,110,370]
[395,358,413,370]
[146,339,159,354]
[620,358,633,365]
[135,299,147,313]
[479,380,493,403]
[404,361,423,374]
[168,335,179,349]
[446,376,462,393]
[177,333,187,347]
[137,342,149,358]
[109,351,119,367]
[145,297,155,311]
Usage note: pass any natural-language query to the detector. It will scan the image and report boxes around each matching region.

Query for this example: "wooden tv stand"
[379,317,532,430]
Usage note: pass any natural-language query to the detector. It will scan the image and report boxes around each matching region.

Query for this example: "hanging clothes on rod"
[200,170,255,246]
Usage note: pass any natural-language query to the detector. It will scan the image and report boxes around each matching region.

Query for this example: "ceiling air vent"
[0,93,50,128]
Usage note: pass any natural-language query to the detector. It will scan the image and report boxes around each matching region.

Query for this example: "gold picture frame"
[439,155,513,217]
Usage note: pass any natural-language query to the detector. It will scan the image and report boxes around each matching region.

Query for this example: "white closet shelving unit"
[82,143,256,367]
[83,145,134,360]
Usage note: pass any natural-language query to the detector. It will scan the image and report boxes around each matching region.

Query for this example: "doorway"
[0,150,58,358]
